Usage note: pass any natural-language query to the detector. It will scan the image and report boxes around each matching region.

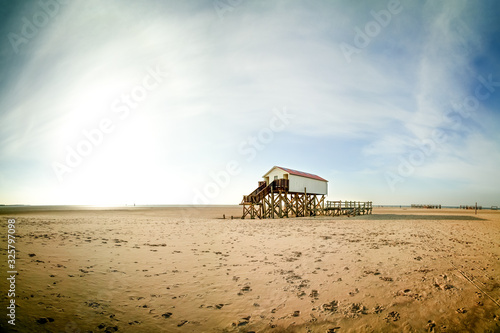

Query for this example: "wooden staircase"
[241,179,289,204]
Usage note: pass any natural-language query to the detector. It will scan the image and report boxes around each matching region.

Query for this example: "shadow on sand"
[356,214,485,221]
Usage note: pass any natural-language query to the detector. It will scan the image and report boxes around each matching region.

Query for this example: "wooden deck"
[324,200,372,216]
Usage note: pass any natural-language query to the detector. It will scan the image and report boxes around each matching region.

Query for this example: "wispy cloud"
[0,0,499,205]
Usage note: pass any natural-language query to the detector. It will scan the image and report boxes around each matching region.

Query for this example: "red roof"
[268,166,328,182]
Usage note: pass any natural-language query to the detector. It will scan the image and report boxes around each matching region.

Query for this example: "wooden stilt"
[304,187,307,217]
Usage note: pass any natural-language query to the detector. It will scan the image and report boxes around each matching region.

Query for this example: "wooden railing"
[325,200,372,215]
[242,179,289,204]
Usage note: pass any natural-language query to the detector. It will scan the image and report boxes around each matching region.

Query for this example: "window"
[274,175,278,180]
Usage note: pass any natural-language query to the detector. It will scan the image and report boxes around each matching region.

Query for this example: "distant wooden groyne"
[411,204,441,209]
[460,205,482,210]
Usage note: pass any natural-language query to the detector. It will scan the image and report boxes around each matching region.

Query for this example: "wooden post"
[260,198,266,219]
[278,190,283,218]
[295,193,299,217]
[283,193,289,218]
[475,202,477,215]
[304,187,307,217]
[271,186,275,218]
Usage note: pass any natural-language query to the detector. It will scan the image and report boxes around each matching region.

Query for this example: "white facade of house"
[288,174,328,195]
[262,166,328,195]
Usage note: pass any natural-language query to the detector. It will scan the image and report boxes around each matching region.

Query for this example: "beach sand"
[1,206,499,332]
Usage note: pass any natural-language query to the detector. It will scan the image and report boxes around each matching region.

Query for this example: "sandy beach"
[1,206,499,332]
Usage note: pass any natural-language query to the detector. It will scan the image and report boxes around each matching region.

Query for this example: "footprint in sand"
[232,316,250,327]
[97,323,118,332]
[238,285,252,295]
[348,288,359,296]
[379,276,393,281]
[36,317,54,324]
[322,300,339,313]
[384,311,400,322]
[326,328,341,333]
[343,303,367,318]
[177,320,188,327]
[426,320,436,332]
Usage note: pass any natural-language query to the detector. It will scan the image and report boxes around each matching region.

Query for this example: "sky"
[0,0,499,206]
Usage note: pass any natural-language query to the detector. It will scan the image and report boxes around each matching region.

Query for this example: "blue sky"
[0,0,499,206]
